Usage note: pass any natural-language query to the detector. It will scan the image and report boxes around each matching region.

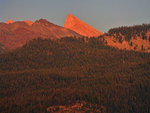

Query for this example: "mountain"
[0,19,81,50]
[1,17,149,53]
[64,14,103,37]
[0,16,150,113]
[102,24,150,52]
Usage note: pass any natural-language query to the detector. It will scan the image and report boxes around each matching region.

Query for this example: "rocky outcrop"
[47,101,103,113]
[64,14,103,37]
[6,19,14,24]
[24,20,34,26]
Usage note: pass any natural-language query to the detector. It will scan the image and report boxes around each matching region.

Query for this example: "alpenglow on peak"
[64,14,103,37]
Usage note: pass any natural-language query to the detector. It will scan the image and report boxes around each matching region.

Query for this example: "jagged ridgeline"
[0,37,150,113]
[0,17,149,53]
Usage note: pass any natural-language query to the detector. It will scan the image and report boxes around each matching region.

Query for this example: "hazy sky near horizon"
[0,0,150,32]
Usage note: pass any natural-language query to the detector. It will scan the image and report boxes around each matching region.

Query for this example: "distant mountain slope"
[0,19,81,50]
[103,24,150,52]
[64,14,103,37]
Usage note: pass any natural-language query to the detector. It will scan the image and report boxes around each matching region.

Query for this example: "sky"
[0,0,150,32]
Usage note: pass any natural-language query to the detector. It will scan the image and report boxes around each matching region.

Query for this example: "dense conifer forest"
[0,37,150,113]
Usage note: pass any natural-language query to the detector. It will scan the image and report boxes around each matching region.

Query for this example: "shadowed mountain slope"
[0,19,81,50]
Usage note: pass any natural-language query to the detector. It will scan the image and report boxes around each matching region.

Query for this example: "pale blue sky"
[0,0,150,32]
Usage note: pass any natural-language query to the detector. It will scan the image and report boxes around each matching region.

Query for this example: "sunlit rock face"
[24,20,34,26]
[64,14,103,37]
[6,19,14,24]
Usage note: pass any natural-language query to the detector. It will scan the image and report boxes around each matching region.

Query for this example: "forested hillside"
[103,24,150,52]
[0,42,7,54]
[0,37,150,113]
[108,24,150,41]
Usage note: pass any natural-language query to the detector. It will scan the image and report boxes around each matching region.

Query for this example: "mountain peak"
[35,19,52,24]
[35,19,55,26]
[64,14,103,37]
[64,14,79,28]
[67,14,76,18]
[35,18,48,22]
[6,19,14,24]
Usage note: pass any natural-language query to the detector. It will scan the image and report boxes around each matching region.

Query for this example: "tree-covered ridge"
[0,37,150,113]
[107,24,150,41]
[0,37,110,70]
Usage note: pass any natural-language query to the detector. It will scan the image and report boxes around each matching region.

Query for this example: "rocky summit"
[64,14,103,37]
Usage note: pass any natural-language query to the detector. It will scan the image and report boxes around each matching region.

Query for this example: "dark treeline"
[0,37,150,113]
[107,24,150,41]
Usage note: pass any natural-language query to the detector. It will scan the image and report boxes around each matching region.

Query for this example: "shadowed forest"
[0,37,150,113]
